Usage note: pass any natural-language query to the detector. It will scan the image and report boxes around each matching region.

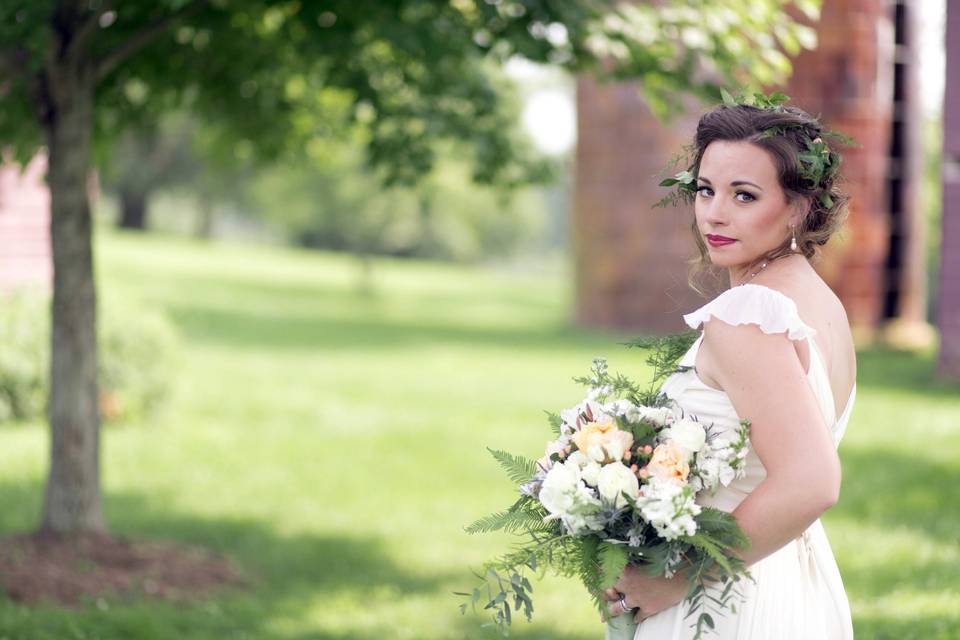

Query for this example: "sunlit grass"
[0,227,957,639]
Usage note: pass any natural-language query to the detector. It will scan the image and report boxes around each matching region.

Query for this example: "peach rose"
[646,443,690,484]
[571,417,634,464]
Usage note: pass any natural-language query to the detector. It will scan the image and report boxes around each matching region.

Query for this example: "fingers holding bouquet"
[601,563,691,624]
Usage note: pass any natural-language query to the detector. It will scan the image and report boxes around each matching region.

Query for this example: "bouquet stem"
[604,611,638,640]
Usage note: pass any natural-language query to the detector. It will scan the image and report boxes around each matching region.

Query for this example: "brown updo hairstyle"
[684,103,850,295]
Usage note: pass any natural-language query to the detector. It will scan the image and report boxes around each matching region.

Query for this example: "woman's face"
[694,140,800,271]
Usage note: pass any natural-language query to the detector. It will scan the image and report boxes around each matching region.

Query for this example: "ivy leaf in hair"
[719,88,791,110]
[760,125,789,139]
[822,129,861,148]
[653,192,682,209]
[819,192,834,209]
[658,169,695,188]
[748,91,790,109]
[656,169,697,208]
[798,151,825,187]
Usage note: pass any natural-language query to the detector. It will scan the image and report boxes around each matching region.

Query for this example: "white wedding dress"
[636,283,856,639]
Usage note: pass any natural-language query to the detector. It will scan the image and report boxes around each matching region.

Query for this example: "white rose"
[559,407,580,433]
[665,418,707,454]
[581,461,602,486]
[545,440,567,458]
[538,461,580,515]
[698,457,721,487]
[586,444,607,463]
[567,450,590,469]
[604,437,628,462]
[597,462,639,508]
[636,406,676,426]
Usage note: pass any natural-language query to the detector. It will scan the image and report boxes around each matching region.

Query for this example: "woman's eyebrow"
[697,176,764,191]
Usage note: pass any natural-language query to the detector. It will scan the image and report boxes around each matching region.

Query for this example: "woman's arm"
[604,317,842,621]
[700,316,842,567]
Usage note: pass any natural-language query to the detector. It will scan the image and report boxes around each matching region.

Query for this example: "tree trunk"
[118,184,149,230]
[40,54,105,533]
[195,193,215,238]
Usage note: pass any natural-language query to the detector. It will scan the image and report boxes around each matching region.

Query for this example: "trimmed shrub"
[0,291,180,424]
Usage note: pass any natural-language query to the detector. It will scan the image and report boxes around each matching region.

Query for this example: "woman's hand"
[601,563,690,624]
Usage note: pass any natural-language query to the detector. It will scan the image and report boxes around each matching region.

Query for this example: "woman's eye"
[695,186,713,197]
[735,191,756,203]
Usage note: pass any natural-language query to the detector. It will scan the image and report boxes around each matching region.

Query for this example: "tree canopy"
[0,0,821,533]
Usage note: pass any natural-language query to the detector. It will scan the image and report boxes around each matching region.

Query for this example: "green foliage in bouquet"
[457,331,754,638]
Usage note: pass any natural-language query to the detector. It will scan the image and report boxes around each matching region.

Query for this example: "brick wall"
[0,154,52,293]
[573,81,703,333]
[782,0,895,340]
[936,0,960,378]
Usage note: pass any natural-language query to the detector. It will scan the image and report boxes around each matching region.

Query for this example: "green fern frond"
[488,448,538,485]
[465,509,550,535]
[544,410,563,435]
[598,541,629,591]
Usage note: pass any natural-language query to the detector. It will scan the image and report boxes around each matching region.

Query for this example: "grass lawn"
[1,228,958,639]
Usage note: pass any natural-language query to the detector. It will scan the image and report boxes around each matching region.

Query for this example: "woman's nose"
[703,198,729,226]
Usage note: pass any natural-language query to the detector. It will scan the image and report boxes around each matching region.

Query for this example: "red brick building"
[936,0,960,378]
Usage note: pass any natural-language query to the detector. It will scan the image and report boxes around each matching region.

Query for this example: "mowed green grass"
[0,229,957,639]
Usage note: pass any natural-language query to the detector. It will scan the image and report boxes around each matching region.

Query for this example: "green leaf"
[598,541,630,590]
[464,508,549,535]
[544,410,563,435]
[487,448,538,484]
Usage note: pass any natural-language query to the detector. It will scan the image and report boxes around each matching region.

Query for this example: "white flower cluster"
[634,476,702,541]
[529,378,750,543]
[686,425,751,494]
[538,450,643,535]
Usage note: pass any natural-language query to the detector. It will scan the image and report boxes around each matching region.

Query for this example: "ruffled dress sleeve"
[682,283,817,341]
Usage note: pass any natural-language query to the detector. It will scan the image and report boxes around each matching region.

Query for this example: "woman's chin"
[706,251,739,268]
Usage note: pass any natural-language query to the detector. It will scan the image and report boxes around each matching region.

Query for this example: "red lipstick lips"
[706,234,736,247]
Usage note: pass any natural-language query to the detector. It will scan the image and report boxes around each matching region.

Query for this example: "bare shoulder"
[755,268,858,389]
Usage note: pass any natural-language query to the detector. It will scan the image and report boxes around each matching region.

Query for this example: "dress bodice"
[658,283,856,513]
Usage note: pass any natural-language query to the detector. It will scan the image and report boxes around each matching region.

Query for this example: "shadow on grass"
[0,481,610,640]
[0,480,451,640]
[855,347,960,397]
[832,445,960,635]
[165,302,636,353]
[836,446,960,549]
[853,613,960,640]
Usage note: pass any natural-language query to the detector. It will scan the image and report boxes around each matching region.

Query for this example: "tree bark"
[118,184,149,230]
[195,192,215,238]
[39,49,105,533]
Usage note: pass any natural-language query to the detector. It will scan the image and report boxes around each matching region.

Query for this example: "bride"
[602,97,857,639]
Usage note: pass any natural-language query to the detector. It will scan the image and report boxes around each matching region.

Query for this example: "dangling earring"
[790,225,798,252]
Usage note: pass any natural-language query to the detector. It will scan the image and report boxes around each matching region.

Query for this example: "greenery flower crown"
[655,90,857,211]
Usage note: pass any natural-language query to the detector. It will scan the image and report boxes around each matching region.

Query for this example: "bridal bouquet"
[457,334,754,639]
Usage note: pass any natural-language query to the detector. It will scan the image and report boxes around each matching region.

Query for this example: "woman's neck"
[729,253,806,288]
